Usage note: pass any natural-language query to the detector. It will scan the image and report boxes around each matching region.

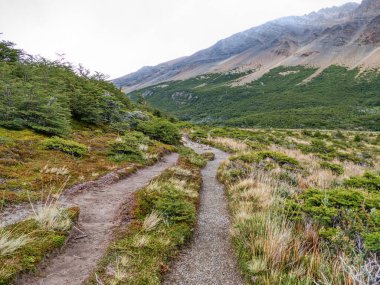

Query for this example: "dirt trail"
[164,140,244,285]
[16,153,178,285]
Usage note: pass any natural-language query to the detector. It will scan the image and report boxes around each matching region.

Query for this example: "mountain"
[114,0,380,92]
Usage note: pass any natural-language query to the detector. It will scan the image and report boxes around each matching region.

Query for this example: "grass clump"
[0,232,31,257]
[89,147,206,285]
[43,137,88,157]
[0,207,79,285]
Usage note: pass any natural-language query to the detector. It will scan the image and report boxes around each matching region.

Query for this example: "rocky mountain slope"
[115,0,380,92]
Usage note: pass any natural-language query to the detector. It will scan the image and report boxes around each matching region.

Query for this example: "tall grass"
[219,150,376,284]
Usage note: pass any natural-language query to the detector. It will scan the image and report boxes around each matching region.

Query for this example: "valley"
[1,0,380,284]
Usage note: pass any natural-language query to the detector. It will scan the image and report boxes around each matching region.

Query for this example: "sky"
[0,0,361,79]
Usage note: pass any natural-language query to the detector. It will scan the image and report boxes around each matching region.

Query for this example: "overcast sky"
[0,0,361,78]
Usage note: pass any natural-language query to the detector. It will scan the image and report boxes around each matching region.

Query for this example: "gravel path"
[163,139,244,285]
[16,153,178,285]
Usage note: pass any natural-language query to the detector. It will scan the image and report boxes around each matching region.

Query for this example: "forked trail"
[164,139,244,285]
[16,153,178,285]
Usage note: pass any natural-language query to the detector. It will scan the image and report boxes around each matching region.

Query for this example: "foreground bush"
[287,188,380,253]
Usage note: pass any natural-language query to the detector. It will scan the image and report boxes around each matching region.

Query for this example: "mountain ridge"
[114,0,380,92]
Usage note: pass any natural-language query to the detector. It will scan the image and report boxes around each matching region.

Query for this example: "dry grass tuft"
[170,166,193,177]
[0,231,31,256]
[32,205,72,231]
[142,211,162,232]
[132,234,150,248]
[208,137,248,152]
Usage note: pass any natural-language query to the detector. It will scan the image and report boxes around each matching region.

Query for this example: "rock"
[114,0,380,92]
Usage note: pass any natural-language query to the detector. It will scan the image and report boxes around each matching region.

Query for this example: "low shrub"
[230,151,300,169]
[320,161,344,175]
[108,131,150,163]
[286,188,380,253]
[344,172,380,192]
[135,118,181,145]
[177,147,207,168]
[43,137,88,157]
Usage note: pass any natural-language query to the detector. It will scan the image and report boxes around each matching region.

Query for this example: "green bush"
[320,161,344,175]
[43,137,88,157]
[364,231,380,251]
[286,188,380,253]
[344,172,380,191]
[300,139,336,156]
[177,147,207,168]
[136,118,181,145]
[108,131,150,163]
[231,151,299,168]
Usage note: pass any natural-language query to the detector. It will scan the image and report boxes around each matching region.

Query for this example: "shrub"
[301,139,336,155]
[334,130,346,139]
[136,118,181,145]
[177,147,207,168]
[108,131,149,163]
[344,172,380,192]
[320,161,344,175]
[286,188,380,252]
[231,151,299,168]
[43,137,88,157]
[354,134,362,142]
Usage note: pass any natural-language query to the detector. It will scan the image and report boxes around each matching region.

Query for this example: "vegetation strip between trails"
[163,139,245,285]
[88,147,209,285]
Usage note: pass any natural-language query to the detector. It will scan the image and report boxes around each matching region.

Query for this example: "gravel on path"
[163,139,244,285]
